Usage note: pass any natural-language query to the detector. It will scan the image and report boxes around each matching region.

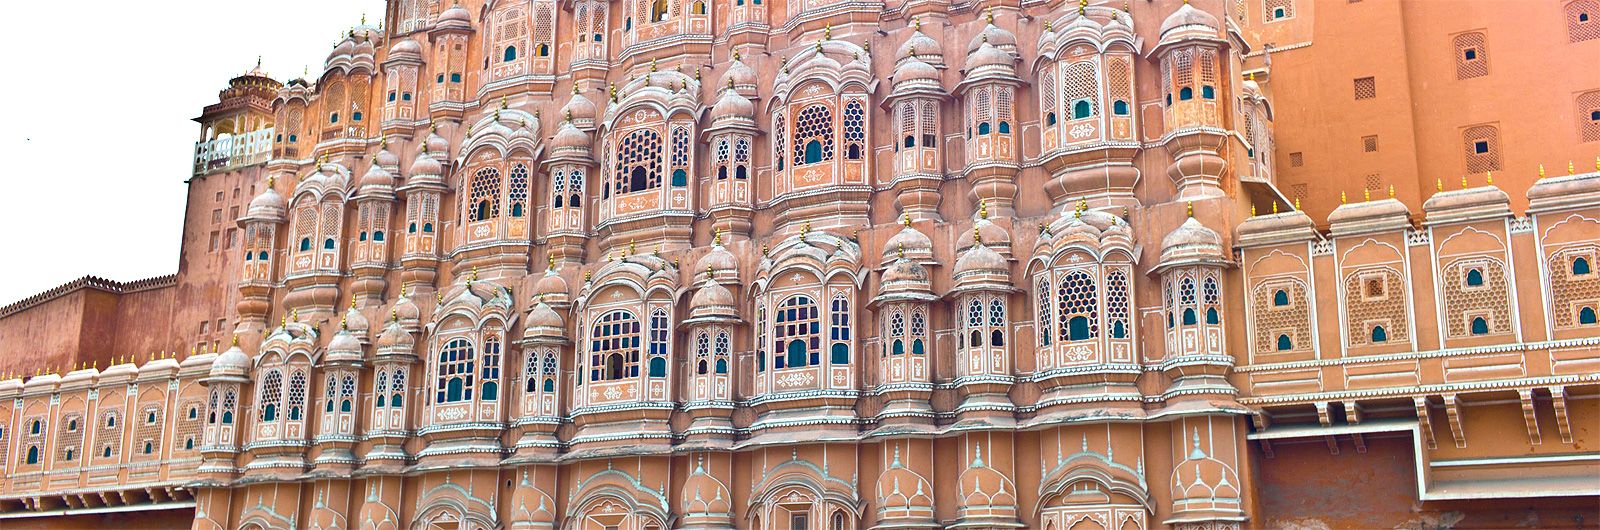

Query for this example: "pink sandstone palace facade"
[1,0,1599,528]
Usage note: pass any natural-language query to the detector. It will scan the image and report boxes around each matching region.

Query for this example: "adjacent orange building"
[0,0,1597,528]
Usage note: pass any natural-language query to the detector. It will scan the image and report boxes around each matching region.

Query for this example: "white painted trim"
[0,501,196,519]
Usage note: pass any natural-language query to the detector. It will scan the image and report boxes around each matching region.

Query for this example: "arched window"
[471,167,503,221]
[1179,87,1194,100]
[286,371,306,421]
[844,101,866,159]
[1072,100,1092,119]
[259,369,283,421]
[1036,278,1053,347]
[998,121,1011,133]
[1470,316,1490,335]
[481,336,502,401]
[829,294,851,363]
[30,420,41,435]
[775,295,820,368]
[1371,325,1389,343]
[26,446,38,465]
[1202,86,1215,99]
[1203,276,1221,324]
[977,123,991,135]
[437,338,476,403]
[616,129,663,194]
[1573,257,1592,276]
[648,356,667,377]
[1113,100,1129,115]
[793,104,835,166]
[324,238,336,249]
[1465,268,1485,287]
[509,164,529,217]
[648,307,669,374]
[1058,271,1099,342]
[390,368,406,407]
[300,238,312,251]
[376,371,389,407]
[990,298,1007,346]
[1580,306,1598,325]
[1276,334,1292,351]
[651,0,668,21]
[504,46,518,62]
[590,310,641,381]
[1273,289,1290,306]
[889,311,906,356]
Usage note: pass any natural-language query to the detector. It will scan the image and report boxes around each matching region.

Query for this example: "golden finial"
[1251,204,1257,216]
[979,199,990,219]
[728,77,736,90]
[470,266,479,282]
[1486,171,1493,185]
[973,225,983,244]
[1078,196,1088,213]
[1247,71,1255,82]
[733,50,742,61]
[500,96,509,109]
[437,290,444,304]
[548,255,557,271]
[761,244,769,257]
[583,270,593,281]
[801,221,812,238]
[1294,197,1301,210]
[1461,175,1468,189]
[1570,160,1576,175]
[290,309,298,322]
[897,244,906,259]
[340,315,348,330]
[987,6,995,23]
[650,58,658,72]
[1123,0,1130,12]
[267,175,275,188]
[430,119,439,133]
[280,313,288,329]
[902,213,912,227]
[713,229,723,246]
[1078,0,1087,15]
[816,40,824,53]
[1044,20,1053,32]
[1340,191,1348,204]
[1073,206,1081,219]
[628,239,637,256]
[1539,164,1546,178]
[982,34,989,44]
[1388,184,1396,198]
[609,82,618,102]
[391,308,399,322]
[823,24,832,40]
[913,17,921,30]
[232,335,239,347]
[653,244,662,257]
[907,45,916,57]
[1595,156,1600,171]
[573,83,581,95]
[706,265,715,278]
[1363,188,1371,202]
[1272,201,1279,214]
[1436,178,1443,191]
[1186,201,1194,217]
[493,107,501,121]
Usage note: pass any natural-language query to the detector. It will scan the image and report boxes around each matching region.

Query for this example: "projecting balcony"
[192,128,274,176]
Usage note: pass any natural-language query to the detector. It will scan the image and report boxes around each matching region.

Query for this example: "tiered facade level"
[1,0,1599,528]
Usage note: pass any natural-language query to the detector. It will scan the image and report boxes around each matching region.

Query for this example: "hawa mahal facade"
[1,0,1598,528]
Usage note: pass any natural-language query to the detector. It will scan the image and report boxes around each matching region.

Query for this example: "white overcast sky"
[0,0,385,305]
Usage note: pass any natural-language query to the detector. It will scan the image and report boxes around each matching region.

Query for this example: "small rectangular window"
[225,228,238,249]
[200,320,210,334]
[1473,140,1489,154]
[209,231,220,251]
[1362,135,1378,152]
[1353,77,1376,100]
[212,209,223,223]
[232,187,240,199]
[1289,152,1304,167]
[214,191,224,202]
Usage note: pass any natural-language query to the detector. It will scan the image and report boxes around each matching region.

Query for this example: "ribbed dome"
[883,222,934,264]
[326,329,363,363]
[357,163,395,197]
[390,38,422,56]
[534,268,570,301]
[528,301,565,330]
[696,242,738,277]
[439,3,471,24]
[245,185,287,222]
[345,304,370,335]
[880,257,933,296]
[560,89,597,123]
[374,142,400,168]
[965,42,1013,71]
[551,121,591,150]
[969,23,1017,54]
[424,128,451,157]
[376,320,415,352]
[710,89,755,121]
[689,280,739,320]
[1159,2,1220,42]
[391,292,421,325]
[898,30,939,61]
[210,344,251,379]
[954,242,1007,277]
[1158,217,1226,267]
[893,56,940,85]
[721,57,758,89]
